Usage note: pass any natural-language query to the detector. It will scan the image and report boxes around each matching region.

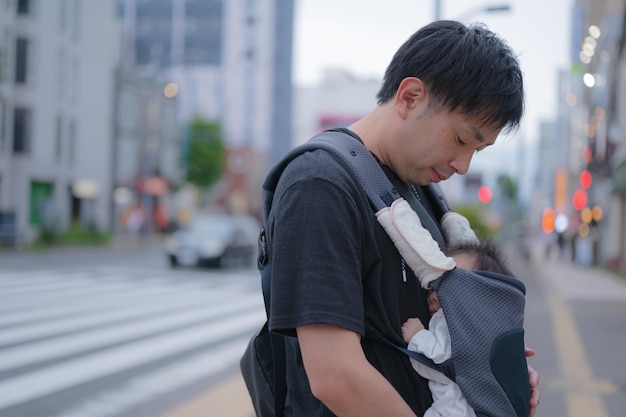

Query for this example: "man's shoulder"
[279,147,357,186]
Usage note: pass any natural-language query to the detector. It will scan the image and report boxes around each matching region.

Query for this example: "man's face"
[390,106,502,186]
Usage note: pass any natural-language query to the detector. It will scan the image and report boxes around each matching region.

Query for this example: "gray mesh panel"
[430,268,527,417]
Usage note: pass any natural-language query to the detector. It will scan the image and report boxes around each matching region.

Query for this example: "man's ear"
[394,77,428,119]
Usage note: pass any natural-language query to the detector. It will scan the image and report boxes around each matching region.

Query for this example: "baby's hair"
[445,240,513,276]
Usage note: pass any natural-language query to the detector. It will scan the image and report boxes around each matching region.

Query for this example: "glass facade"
[132,0,222,67]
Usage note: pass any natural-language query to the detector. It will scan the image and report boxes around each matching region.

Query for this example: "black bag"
[240,322,285,417]
[240,129,452,417]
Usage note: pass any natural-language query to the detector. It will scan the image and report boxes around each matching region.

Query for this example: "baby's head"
[426,241,513,315]
[445,240,513,276]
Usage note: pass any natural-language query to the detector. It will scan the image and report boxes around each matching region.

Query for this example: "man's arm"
[297,324,417,417]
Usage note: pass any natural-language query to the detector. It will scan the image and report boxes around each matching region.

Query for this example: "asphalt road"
[0,238,263,417]
[160,237,626,417]
[2,236,625,417]
[505,240,626,417]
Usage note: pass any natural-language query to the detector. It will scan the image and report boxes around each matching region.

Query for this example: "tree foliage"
[497,174,518,201]
[184,117,225,189]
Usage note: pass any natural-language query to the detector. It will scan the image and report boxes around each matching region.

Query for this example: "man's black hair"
[377,20,524,133]
[445,240,514,276]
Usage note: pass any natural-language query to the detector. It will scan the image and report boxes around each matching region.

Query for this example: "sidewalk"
[529,241,626,303]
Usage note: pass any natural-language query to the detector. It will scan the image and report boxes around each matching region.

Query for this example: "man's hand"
[525,347,541,416]
[401,318,425,344]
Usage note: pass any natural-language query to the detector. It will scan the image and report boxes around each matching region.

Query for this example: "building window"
[55,115,63,161]
[70,0,81,39]
[57,49,66,97]
[0,100,5,151]
[70,56,80,102]
[68,119,76,164]
[13,108,32,154]
[17,0,31,14]
[15,38,29,84]
[59,0,67,32]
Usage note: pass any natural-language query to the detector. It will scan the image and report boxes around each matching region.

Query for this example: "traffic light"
[477,186,492,204]
[580,170,592,189]
[572,189,587,211]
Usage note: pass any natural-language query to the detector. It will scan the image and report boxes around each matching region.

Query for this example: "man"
[266,20,540,416]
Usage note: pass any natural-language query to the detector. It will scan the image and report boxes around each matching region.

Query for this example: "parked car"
[164,214,260,268]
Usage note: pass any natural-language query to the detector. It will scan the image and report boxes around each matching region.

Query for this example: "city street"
[1,237,626,417]
[0,239,263,417]
[504,240,626,417]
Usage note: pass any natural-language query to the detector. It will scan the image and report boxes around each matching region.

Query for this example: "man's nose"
[450,153,473,175]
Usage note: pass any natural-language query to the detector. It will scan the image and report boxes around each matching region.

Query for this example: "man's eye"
[456,136,466,145]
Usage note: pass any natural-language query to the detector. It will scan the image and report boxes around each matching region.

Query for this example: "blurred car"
[164,213,260,268]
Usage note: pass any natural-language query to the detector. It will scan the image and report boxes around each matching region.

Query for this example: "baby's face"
[427,291,440,315]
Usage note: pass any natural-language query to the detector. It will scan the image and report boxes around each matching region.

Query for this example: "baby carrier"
[241,129,530,417]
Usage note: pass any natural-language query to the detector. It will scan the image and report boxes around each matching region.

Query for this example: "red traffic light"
[580,170,592,189]
[572,189,587,211]
[477,186,492,204]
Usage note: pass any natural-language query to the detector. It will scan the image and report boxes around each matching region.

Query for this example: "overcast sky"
[293,0,573,192]
[294,0,572,137]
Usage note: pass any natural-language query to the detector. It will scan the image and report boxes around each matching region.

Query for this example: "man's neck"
[349,106,393,166]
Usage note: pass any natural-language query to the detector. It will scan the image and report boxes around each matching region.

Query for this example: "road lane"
[0,261,265,417]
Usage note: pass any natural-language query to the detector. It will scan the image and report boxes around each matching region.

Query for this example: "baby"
[401,240,513,417]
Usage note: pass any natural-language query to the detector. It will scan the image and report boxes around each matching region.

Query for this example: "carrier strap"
[382,338,456,381]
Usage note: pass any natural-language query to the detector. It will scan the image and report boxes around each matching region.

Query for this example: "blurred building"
[0,0,295,245]
[534,0,626,270]
[294,69,379,147]
[607,2,626,271]
[112,69,179,233]
[118,0,295,179]
[0,0,122,243]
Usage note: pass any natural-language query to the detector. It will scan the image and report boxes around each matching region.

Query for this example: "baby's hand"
[401,318,425,344]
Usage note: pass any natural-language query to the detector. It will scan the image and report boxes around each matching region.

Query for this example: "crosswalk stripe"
[0,265,264,415]
[0,273,59,288]
[0,274,232,312]
[0,285,204,327]
[0,294,262,373]
[0,277,161,304]
[0,310,263,410]
[0,274,104,295]
[0,293,221,346]
[50,336,251,417]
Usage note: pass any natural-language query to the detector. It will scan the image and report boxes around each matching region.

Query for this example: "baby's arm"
[404,314,450,364]
[401,318,425,344]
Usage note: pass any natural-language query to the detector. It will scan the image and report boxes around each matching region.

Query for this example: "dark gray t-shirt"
[267,146,434,416]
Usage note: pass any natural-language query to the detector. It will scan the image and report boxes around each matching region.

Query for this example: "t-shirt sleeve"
[269,174,365,337]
